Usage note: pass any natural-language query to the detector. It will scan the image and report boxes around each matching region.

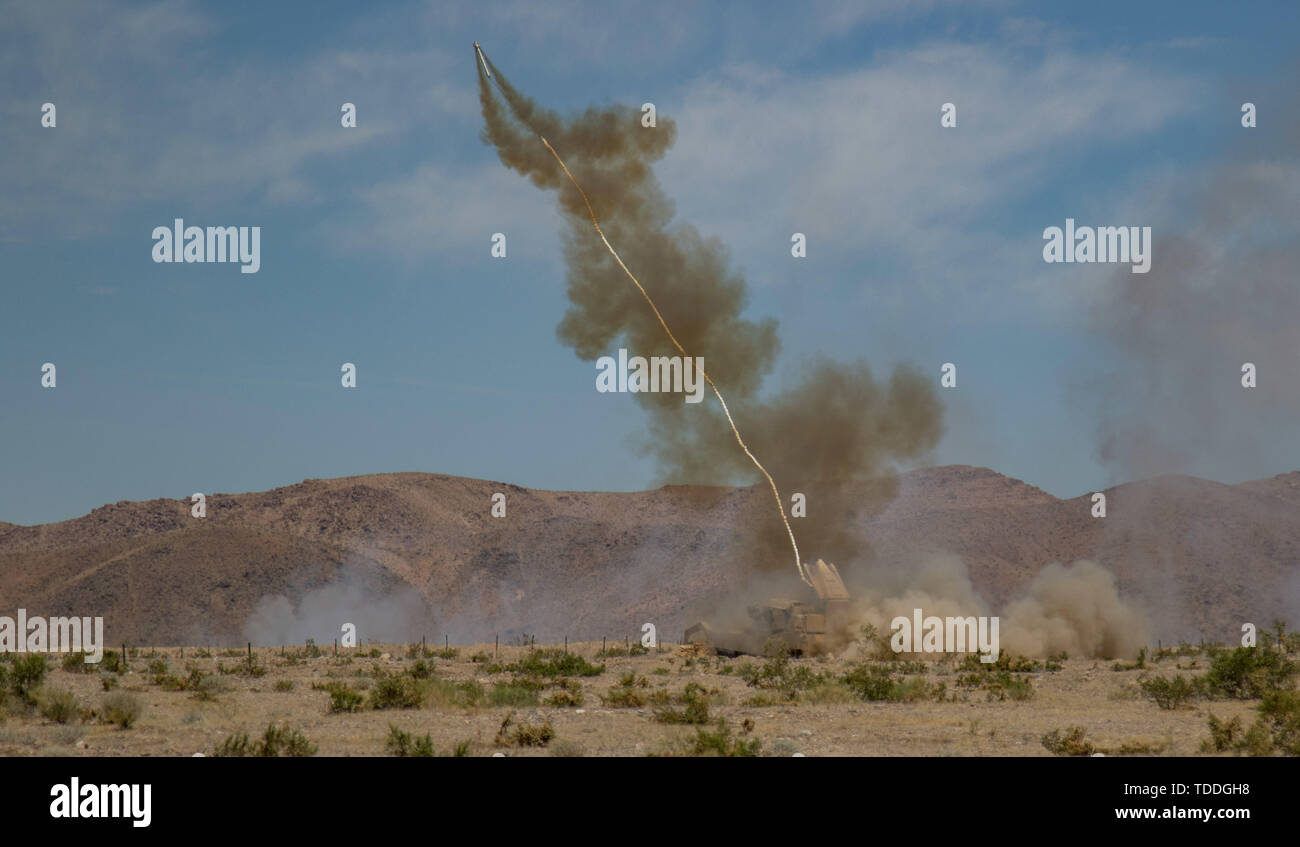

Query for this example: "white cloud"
[324,162,560,267]
[655,41,1201,319]
[0,0,467,240]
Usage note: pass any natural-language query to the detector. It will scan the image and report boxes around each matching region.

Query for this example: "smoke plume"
[477,50,1150,659]
[242,567,435,647]
[1000,560,1147,658]
[845,553,1146,659]
[1089,74,1300,483]
[477,52,943,576]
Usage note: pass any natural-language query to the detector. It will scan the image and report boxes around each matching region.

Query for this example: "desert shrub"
[739,653,826,701]
[315,681,364,713]
[214,723,316,757]
[960,652,1039,673]
[61,652,97,674]
[543,678,585,708]
[100,692,143,729]
[996,674,1035,701]
[38,687,80,724]
[368,673,425,710]
[1204,647,1296,699]
[842,665,938,702]
[488,679,540,707]
[426,678,485,709]
[261,723,316,756]
[155,666,223,700]
[955,667,1034,702]
[600,672,649,707]
[1139,674,1200,710]
[273,680,295,692]
[386,724,435,757]
[435,647,459,660]
[1237,721,1276,756]
[1201,713,1243,753]
[1111,648,1148,672]
[842,665,897,701]
[653,682,712,724]
[852,623,895,661]
[1200,712,1274,757]
[1045,652,1068,672]
[213,732,252,757]
[408,659,434,679]
[654,697,710,725]
[9,654,48,704]
[1113,738,1169,755]
[189,671,225,701]
[511,723,554,746]
[469,651,492,664]
[218,658,266,678]
[494,712,554,747]
[1259,689,1300,755]
[690,718,760,757]
[1042,726,1095,756]
[799,681,857,704]
[100,650,126,675]
[504,649,603,678]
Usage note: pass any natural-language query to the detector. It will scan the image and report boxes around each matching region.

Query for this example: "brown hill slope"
[0,466,1295,646]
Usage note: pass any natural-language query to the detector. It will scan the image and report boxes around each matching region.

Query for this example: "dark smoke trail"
[477,49,944,577]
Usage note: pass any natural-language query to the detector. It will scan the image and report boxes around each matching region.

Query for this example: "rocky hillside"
[0,466,1295,646]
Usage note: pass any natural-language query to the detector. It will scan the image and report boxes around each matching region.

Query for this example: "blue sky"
[2,0,1297,525]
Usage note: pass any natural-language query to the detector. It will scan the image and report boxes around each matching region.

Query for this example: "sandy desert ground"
[0,640,1274,757]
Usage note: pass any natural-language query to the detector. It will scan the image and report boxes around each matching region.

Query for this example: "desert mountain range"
[1,465,1296,646]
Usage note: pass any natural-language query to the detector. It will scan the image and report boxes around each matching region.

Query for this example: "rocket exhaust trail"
[476,43,813,587]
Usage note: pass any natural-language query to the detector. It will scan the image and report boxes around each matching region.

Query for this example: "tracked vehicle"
[683,559,851,657]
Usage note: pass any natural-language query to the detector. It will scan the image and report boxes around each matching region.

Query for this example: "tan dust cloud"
[1000,560,1148,659]
[840,553,1147,659]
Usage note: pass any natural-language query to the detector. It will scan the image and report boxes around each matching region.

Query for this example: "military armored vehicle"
[683,559,851,657]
